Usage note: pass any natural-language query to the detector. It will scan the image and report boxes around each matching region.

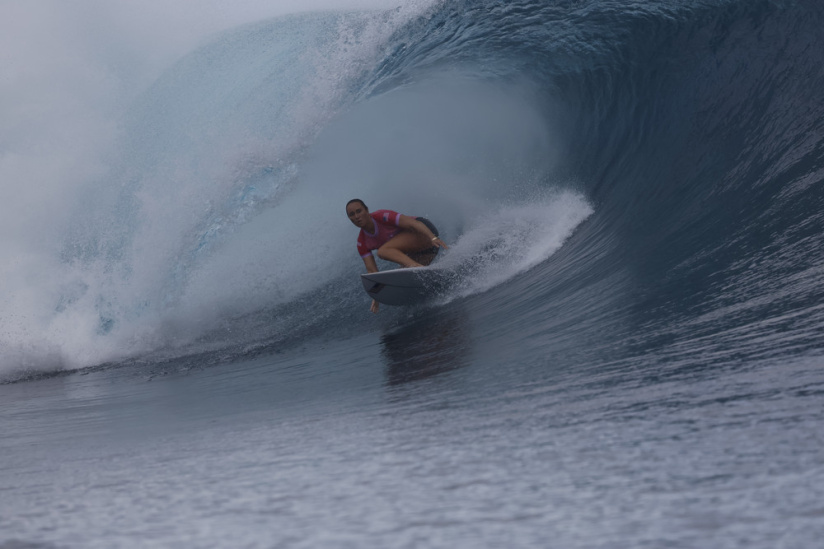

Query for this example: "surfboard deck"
[360,267,453,306]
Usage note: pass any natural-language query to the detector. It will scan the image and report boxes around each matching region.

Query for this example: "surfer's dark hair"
[346,198,367,210]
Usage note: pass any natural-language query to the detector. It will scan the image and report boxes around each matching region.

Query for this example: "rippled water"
[3,314,823,547]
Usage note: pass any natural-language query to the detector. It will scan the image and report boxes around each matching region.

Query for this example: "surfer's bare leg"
[376,248,422,268]
[377,231,432,267]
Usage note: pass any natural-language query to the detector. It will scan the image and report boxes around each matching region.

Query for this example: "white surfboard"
[360,267,454,306]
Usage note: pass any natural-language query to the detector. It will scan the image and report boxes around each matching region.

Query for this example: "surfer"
[346,198,448,313]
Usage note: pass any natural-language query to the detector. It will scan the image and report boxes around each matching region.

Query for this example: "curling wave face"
[2,0,824,379]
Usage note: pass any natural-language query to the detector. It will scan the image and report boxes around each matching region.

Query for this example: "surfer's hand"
[432,236,449,250]
[370,299,380,314]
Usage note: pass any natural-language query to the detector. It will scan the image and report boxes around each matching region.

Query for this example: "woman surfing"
[346,199,448,313]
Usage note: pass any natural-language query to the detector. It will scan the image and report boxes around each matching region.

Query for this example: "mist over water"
[1,1,422,373]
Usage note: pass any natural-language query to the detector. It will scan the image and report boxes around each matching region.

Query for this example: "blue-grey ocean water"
[3,0,824,547]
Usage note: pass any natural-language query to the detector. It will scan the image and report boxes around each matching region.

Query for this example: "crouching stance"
[346,198,448,313]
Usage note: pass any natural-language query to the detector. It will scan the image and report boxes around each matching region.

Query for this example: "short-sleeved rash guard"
[357,209,402,258]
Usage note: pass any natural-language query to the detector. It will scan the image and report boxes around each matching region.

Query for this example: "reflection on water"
[380,306,471,386]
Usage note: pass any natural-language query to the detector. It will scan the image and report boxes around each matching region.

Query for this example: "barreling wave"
[3,0,824,381]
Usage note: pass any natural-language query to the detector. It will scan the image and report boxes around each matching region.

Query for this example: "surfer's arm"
[362,254,379,273]
[397,215,449,249]
[362,254,380,313]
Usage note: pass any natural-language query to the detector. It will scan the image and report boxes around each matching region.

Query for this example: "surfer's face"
[346,203,369,228]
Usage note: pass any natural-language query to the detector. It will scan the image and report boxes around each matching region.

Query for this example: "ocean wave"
[3,0,823,379]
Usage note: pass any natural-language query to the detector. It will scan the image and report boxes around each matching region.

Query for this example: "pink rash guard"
[356,209,403,258]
